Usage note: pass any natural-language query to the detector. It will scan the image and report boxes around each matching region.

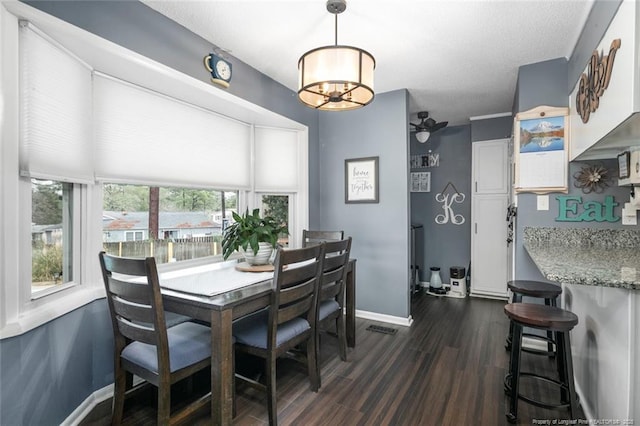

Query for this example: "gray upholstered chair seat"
[318,299,340,321]
[233,310,310,349]
[121,321,211,374]
[164,312,193,328]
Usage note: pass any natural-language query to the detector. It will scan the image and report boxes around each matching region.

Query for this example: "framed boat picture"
[514,105,570,193]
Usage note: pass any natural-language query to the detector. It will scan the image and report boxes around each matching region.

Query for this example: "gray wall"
[319,89,411,318]
[0,300,112,425]
[410,125,472,285]
[471,116,513,142]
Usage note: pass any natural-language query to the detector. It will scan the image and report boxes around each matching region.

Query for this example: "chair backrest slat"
[268,244,325,348]
[112,295,156,325]
[108,277,154,306]
[116,317,158,345]
[278,295,314,324]
[278,278,315,307]
[99,251,170,373]
[320,237,352,304]
[302,230,344,248]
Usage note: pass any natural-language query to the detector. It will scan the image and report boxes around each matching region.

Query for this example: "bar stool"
[505,280,562,355]
[504,303,579,423]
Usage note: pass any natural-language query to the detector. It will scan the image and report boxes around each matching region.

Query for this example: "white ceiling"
[142,0,594,126]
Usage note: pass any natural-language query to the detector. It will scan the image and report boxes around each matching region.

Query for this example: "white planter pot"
[242,242,274,265]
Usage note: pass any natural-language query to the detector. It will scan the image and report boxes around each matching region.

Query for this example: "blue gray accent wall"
[513,58,569,281]
[0,300,112,425]
[319,89,411,317]
[410,124,472,285]
[471,116,513,142]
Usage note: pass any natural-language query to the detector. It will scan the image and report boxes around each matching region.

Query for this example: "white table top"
[158,262,273,296]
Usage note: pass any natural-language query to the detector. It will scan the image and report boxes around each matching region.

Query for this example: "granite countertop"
[523,228,640,290]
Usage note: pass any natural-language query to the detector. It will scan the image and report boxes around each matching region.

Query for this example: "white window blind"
[93,74,251,189]
[19,23,94,183]
[254,127,299,191]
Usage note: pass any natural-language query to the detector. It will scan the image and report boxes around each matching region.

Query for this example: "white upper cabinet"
[570,0,640,161]
[473,139,509,194]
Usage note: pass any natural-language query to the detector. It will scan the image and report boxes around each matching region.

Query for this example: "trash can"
[449,266,466,297]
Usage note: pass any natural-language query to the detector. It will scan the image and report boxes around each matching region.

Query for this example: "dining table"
[160,257,357,425]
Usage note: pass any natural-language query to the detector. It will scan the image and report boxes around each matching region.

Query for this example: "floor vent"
[366,325,398,335]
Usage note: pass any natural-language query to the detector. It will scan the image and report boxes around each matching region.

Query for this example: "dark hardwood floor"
[81,293,585,425]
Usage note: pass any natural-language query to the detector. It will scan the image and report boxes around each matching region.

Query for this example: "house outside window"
[102,184,238,263]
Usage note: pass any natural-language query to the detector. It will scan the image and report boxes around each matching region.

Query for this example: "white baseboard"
[469,292,509,301]
[61,383,114,426]
[355,309,413,327]
[62,377,144,425]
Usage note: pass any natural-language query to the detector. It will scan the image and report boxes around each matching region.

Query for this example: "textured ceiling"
[142,0,594,126]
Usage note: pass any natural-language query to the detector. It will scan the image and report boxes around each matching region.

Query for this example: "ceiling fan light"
[416,131,430,143]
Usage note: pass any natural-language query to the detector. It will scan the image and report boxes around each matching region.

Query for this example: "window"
[102,183,238,264]
[31,179,74,296]
[260,194,291,247]
[124,231,144,241]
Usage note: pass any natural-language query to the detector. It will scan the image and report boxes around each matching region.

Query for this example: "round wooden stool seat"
[505,281,563,354]
[508,280,562,299]
[504,303,578,332]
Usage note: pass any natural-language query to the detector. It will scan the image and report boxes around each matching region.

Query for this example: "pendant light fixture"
[297,0,375,111]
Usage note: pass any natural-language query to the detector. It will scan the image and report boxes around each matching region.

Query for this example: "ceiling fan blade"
[430,121,448,132]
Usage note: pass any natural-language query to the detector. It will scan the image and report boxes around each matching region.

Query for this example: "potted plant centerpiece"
[221,208,288,265]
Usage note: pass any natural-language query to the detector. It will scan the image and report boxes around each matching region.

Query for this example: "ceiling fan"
[410,111,448,143]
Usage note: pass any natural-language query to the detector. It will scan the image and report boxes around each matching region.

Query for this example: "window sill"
[0,285,105,339]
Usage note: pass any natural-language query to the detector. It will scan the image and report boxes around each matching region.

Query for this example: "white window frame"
[0,2,309,338]
[29,179,82,300]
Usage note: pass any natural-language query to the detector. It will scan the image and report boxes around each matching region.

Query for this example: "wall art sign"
[555,195,619,222]
[573,163,611,194]
[410,152,439,168]
[435,182,465,225]
[576,39,621,124]
[410,172,431,192]
[514,106,569,194]
[345,156,379,203]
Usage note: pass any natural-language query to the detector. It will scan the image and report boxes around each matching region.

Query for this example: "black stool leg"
[545,298,556,357]
[505,293,522,350]
[506,322,523,423]
[558,331,578,418]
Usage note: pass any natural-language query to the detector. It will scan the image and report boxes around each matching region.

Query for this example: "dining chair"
[301,229,344,247]
[233,244,325,426]
[316,237,352,385]
[98,251,212,425]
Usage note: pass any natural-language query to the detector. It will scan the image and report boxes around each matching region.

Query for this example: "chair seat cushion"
[164,312,193,328]
[233,310,310,349]
[318,299,340,321]
[121,322,211,374]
